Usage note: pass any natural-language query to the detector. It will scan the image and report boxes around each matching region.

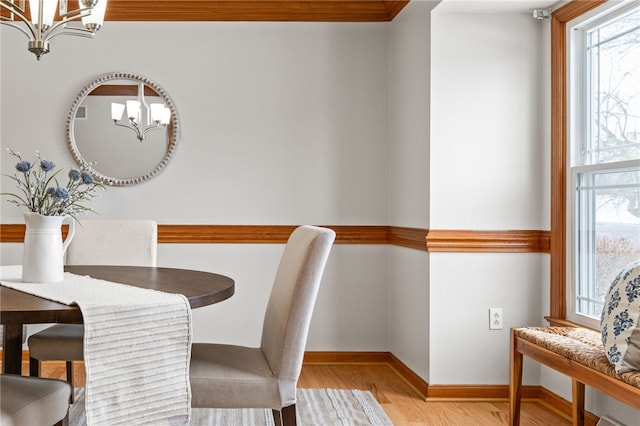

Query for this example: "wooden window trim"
[548,0,608,324]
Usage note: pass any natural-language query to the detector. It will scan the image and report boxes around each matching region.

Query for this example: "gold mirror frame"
[66,72,180,186]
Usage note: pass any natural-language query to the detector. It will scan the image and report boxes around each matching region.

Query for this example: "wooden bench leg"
[572,379,585,426]
[510,329,523,426]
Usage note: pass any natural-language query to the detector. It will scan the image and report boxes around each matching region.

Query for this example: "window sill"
[543,316,600,332]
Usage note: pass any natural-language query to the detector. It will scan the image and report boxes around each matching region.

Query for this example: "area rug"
[69,388,393,426]
[69,387,394,425]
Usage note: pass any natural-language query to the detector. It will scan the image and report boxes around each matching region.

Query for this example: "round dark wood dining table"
[1,265,235,375]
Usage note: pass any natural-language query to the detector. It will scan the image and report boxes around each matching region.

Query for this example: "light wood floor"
[25,361,570,425]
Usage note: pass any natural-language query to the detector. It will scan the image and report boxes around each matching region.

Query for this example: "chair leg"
[66,361,75,403]
[281,404,297,426]
[509,329,523,426]
[56,411,69,426]
[29,357,40,377]
[272,409,282,426]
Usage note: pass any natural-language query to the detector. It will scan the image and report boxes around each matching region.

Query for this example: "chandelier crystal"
[0,0,108,60]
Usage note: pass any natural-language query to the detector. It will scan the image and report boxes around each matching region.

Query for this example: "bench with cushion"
[509,326,640,426]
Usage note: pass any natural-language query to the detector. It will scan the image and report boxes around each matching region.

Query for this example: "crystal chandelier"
[111,82,171,142]
[0,0,108,60]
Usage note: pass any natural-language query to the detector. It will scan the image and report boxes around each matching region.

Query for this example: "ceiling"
[102,0,410,22]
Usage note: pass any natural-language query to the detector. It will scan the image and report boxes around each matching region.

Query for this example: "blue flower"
[15,161,31,172]
[81,172,94,184]
[68,169,81,182]
[3,148,104,217]
[40,159,55,172]
[622,266,637,281]
[613,310,634,336]
[607,289,621,315]
[48,187,69,201]
[607,344,622,364]
[625,275,640,303]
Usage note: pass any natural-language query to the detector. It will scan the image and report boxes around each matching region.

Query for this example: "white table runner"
[0,265,192,426]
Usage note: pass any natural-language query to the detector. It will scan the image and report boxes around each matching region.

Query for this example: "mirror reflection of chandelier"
[0,0,108,60]
[111,82,171,142]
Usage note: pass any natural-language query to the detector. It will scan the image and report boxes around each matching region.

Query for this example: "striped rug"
[69,387,394,425]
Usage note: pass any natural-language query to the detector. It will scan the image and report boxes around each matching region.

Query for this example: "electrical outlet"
[489,308,503,330]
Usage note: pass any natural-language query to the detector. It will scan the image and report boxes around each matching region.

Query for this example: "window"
[567,1,640,328]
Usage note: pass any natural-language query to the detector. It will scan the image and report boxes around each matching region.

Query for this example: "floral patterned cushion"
[601,261,640,374]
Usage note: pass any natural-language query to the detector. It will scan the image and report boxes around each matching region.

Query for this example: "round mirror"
[66,72,180,186]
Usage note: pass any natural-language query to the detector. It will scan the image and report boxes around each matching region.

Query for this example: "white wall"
[2,22,390,225]
[388,0,435,382]
[1,21,391,350]
[428,4,639,423]
[429,5,547,385]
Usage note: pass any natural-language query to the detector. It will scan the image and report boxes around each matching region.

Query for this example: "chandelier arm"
[0,0,26,16]
[46,26,96,41]
[58,5,94,21]
[41,9,93,39]
[0,2,38,39]
[142,124,163,137]
[2,0,105,60]
[0,18,33,38]
[113,121,144,141]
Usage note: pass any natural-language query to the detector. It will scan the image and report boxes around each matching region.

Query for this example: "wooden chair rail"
[0,224,551,253]
[509,329,640,426]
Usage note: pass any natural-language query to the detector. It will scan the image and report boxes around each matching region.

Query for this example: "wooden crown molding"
[0,1,409,23]
[102,0,410,22]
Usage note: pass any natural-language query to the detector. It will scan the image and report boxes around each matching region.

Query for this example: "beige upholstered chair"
[190,225,335,426]
[27,220,158,392]
[1,374,72,426]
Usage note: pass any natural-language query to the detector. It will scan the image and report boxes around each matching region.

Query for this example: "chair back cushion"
[260,225,335,403]
[65,220,157,266]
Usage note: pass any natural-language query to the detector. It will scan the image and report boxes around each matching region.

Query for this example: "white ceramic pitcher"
[22,212,76,283]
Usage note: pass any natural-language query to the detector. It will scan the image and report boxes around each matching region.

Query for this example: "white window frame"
[566,0,640,329]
